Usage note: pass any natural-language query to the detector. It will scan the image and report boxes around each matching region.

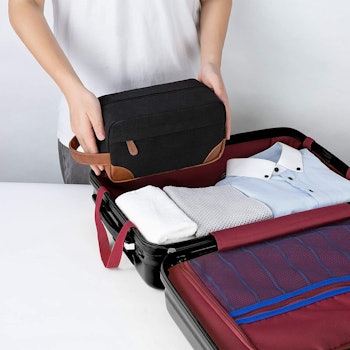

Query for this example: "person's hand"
[198,63,231,140]
[67,86,105,176]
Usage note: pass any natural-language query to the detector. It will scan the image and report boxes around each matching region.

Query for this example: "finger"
[78,129,105,172]
[91,164,102,176]
[224,102,231,140]
[211,82,231,140]
[78,127,99,154]
[89,105,105,141]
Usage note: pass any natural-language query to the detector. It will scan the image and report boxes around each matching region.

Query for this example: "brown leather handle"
[69,136,111,165]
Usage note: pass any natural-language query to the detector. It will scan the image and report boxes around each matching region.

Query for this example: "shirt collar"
[226,142,304,180]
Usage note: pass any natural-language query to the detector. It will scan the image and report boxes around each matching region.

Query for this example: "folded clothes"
[163,185,273,237]
[216,142,350,217]
[115,185,198,244]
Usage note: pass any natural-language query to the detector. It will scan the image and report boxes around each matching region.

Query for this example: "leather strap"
[69,136,111,165]
[95,186,136,268]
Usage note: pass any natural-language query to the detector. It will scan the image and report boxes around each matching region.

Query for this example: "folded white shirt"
[115,185,198,244]
[163,185,273,237]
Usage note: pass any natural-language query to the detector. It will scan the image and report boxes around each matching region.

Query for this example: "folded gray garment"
[163,185,273,237]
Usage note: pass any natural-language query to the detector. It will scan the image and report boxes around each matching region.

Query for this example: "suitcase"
[90,127,350,290]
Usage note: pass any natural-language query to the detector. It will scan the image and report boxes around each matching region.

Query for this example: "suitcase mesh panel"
[188,219,350,324]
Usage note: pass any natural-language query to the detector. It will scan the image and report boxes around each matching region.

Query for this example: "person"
[9,0,232,184]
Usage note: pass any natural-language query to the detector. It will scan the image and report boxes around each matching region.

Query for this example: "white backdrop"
[1,1,350,183]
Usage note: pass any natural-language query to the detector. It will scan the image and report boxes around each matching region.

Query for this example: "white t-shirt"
[52,0,201,146]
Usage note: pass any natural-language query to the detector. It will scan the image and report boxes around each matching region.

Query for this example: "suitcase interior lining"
[165,217,350,350]
[89,127,350,290]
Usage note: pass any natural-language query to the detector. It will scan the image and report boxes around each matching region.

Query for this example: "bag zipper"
[99,80,201,106]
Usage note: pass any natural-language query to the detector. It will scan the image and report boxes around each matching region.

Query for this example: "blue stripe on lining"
[320,230,350,262]
[234,287,350,325]
[216,252,261,303]
[191,259,236,311]
[293,235,335,277]
[241,247,286,294]
[229,275,350,317]
[265,240,311,285]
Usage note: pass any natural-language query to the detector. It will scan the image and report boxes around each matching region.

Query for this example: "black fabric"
[97,79,226,178]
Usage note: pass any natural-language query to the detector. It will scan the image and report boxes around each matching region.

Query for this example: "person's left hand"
[198,63,231,140]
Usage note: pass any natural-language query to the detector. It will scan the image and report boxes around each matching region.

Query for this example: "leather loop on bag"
[126,140,138,156]
[95,186,136,268]
[69,136,111,165]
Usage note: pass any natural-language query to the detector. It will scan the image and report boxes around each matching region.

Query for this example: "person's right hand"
[68,86,105,176]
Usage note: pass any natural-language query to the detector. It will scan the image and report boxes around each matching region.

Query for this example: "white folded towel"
[115,185,198,244]
[163,185,273,237]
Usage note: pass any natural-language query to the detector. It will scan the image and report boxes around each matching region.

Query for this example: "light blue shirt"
[216,142,350,217]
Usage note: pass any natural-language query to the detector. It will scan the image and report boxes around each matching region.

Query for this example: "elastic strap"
[95,186,136,268]
[346,168,350,180]
[212,203,350,251]
[302,136,315,150]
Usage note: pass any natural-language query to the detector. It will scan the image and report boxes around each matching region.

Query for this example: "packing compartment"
[90,127,350,289]
[161,205,350,350]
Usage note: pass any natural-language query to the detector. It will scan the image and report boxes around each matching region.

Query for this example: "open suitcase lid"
[160,203,350,350]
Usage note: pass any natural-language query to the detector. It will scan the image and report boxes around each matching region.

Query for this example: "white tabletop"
[0,182,192,350]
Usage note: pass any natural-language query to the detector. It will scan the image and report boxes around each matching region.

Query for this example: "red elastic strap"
[95,186,136,268]
[211,203,350,252]
[346,168,350,180]
[302,136,315,150]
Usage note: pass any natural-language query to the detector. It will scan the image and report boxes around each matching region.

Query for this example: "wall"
[1,1,61,183]
[1,1,349,183]
[222,0,350,160]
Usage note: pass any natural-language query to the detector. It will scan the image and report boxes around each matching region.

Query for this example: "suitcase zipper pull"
[126,140,138,156]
